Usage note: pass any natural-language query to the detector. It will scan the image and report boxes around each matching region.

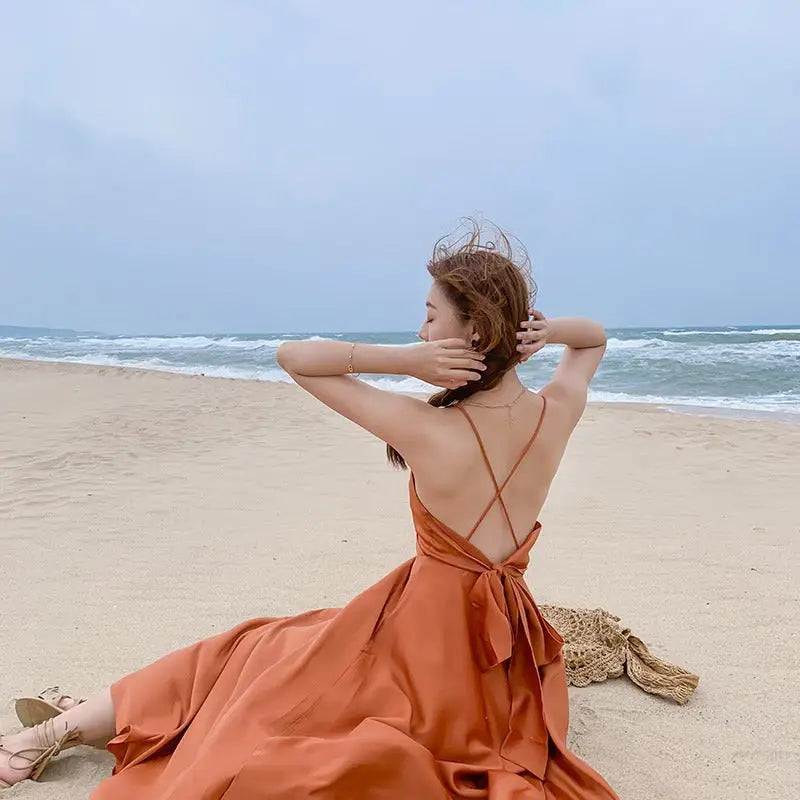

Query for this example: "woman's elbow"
[276,342,297,371]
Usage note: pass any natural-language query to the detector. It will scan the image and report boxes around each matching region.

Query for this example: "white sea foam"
[0,351,294,383]
[213,337,286,349]
[74,335,290,350]
[664,328,800,337]
[605,337,666,350]
[78,336,220,349]
[589,389,800,414]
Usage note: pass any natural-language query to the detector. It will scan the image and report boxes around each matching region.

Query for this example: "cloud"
[0,1,797,331]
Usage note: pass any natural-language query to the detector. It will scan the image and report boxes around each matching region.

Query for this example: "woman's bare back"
[410,389,574,564]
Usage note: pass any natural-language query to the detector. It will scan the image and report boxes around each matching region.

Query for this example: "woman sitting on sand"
[1,223,618,798]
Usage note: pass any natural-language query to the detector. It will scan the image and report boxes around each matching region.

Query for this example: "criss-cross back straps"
[455,395,547,549]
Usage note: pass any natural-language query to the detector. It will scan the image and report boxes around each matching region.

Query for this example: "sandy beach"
[1,357,798,799]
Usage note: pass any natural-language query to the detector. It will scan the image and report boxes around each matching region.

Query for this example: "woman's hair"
[388,219,536,469]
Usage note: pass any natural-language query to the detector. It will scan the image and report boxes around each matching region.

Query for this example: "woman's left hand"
[516,310,549,362]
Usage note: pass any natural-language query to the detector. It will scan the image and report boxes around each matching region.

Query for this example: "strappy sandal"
[0,717,83,788]
[15,686,85,727]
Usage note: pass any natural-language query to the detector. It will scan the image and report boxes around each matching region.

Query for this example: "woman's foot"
[0,729,38,786]
[0,718,83,788]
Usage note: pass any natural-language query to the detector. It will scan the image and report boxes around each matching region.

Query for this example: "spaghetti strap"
[456,404,517,544]
[455,405,498,483]
[456,395,547,548]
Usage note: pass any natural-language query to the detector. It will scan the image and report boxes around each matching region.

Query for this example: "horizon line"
[2,322,800,338]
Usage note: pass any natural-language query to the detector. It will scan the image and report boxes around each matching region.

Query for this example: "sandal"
[15,686,85,727]
[0,717,83,788]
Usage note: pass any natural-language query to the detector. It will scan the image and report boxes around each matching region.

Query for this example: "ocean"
[1,325,798,419]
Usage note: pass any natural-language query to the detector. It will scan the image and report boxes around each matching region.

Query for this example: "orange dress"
[92,398,619,799]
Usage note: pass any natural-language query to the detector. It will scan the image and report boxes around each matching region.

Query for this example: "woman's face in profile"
[418,283,471,344]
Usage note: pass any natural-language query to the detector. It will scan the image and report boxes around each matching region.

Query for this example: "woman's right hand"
[406,340,486,389]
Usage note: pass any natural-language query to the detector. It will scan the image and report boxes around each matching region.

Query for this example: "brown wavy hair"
[388,219,536,469]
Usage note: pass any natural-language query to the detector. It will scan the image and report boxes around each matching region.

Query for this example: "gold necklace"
[462,385,529,425]
[462,385,528,409]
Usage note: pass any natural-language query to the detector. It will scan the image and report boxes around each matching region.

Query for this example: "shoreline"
[2,355,797,426]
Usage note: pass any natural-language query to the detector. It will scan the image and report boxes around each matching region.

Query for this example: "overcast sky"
[1,1,797,333]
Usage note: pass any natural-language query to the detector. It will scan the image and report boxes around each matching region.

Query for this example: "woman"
[0,224,617,798]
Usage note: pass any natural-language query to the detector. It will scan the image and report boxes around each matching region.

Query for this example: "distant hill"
[0,325,99,337]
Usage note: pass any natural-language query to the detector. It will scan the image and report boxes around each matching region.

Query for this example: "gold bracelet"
[347,342,357,374]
